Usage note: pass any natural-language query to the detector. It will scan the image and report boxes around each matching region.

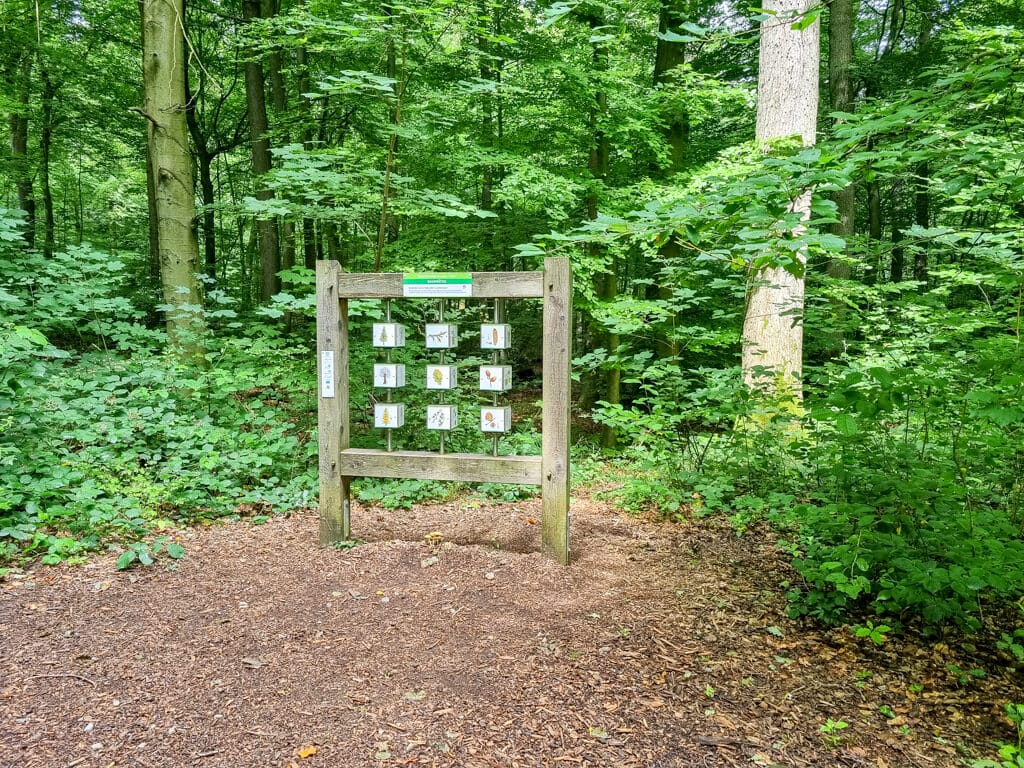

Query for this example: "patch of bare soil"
[1,492,1021,768]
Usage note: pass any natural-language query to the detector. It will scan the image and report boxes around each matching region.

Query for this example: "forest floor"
[1,489,1022,768]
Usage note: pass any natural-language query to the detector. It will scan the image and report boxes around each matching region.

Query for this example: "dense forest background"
[2,0,1023,641]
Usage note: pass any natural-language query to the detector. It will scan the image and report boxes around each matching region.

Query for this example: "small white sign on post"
[320,351,335,398]
[425,323,458,349]
[426,365,458,390]
[372,323,406,348]
[427,404,458,430]
[374,403,405,429]
[373,364,406,388]
[480,324,512,350]
[479,365,512,392]
[481,406,512,433]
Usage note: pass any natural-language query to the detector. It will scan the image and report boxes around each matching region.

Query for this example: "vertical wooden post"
[317,260,350,543]
[541,256,571,564]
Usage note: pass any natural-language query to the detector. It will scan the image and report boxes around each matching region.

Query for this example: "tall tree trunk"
[183,67,218,281]
[913,160,929,284]
[262,0,295,274]
[242,0,280,300]
[295,45,318,269]
[9,53,35,248]
[197,154,217,279]
[585,12,618,449]
[478,0,495,212]
[141,0,205,354]
[652,0,691,360]
[375,3,400,272]
[911,14,932,287]
[890,226,904,282]
[865,136,882,285]
[654,0,690,171]
[39,68,56,260]
[139,0,160,280]
[741,0,819,398]
[827,0,854,278]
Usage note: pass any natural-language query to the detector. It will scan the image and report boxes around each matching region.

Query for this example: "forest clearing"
[4,0,1024,766]
[2,491,1023,768]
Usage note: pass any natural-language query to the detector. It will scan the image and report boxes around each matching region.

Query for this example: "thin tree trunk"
[890,227,904,282]
[40,69,57,260]
[184,67,219,280]
[654,0,690,171]
[865,140,882,285]
[375,3,400,272]
[827,0,854,278]
[138,0,160,275]
[478,0,495,212]
[262,0,295,275]
[652,0,691,359]
[913,160,929,284]
[9,53,35,248]
[242,0,280,300]
[296,44,318,269]
[584,11,618,448]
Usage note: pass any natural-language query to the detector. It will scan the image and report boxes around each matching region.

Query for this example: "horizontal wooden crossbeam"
[333,271,544,299]
[337,448,542,485]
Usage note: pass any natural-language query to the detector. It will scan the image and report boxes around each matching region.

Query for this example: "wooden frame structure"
[316,257,572,564]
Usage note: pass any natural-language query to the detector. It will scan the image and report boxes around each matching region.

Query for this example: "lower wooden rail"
[337,448,542,485]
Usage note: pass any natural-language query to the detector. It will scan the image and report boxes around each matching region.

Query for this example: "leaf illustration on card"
[492,327,499,346]
[432,368,444,385]
[382,408,390,425]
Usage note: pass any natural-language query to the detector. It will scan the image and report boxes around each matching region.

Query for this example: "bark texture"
[741,0,819,396]
[242,0,280,300]
[142,0,205,352]
[9,52,35,247]
[827,0,854,278]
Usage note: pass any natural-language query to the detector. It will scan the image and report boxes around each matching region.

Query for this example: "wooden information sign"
[316,257,572,564]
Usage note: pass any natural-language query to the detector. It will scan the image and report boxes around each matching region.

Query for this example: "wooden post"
[317,260,350,543]
[541,256,571,564]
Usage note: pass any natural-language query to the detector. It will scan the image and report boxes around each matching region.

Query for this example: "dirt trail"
[1,493,1018,767]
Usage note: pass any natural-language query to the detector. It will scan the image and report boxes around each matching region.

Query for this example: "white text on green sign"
[402,273,473,298]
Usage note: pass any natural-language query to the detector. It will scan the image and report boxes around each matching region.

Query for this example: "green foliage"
[116,537,185,571]
[973,704,1024,768]
[557,21,1024,635]
[0,241,317,568]
[851,621,892,646]
[354,478,451,509]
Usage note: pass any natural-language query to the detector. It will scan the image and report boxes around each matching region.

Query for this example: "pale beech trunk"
[741,0,819,397]
[142,0,205,353]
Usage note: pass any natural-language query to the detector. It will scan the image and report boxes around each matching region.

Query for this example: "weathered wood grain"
[541,256,572,564]
[336,271,544,299]
[338,449,542,485]
[317,260,350,543]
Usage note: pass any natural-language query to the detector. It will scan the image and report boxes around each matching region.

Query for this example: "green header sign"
[402,272,473,298]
